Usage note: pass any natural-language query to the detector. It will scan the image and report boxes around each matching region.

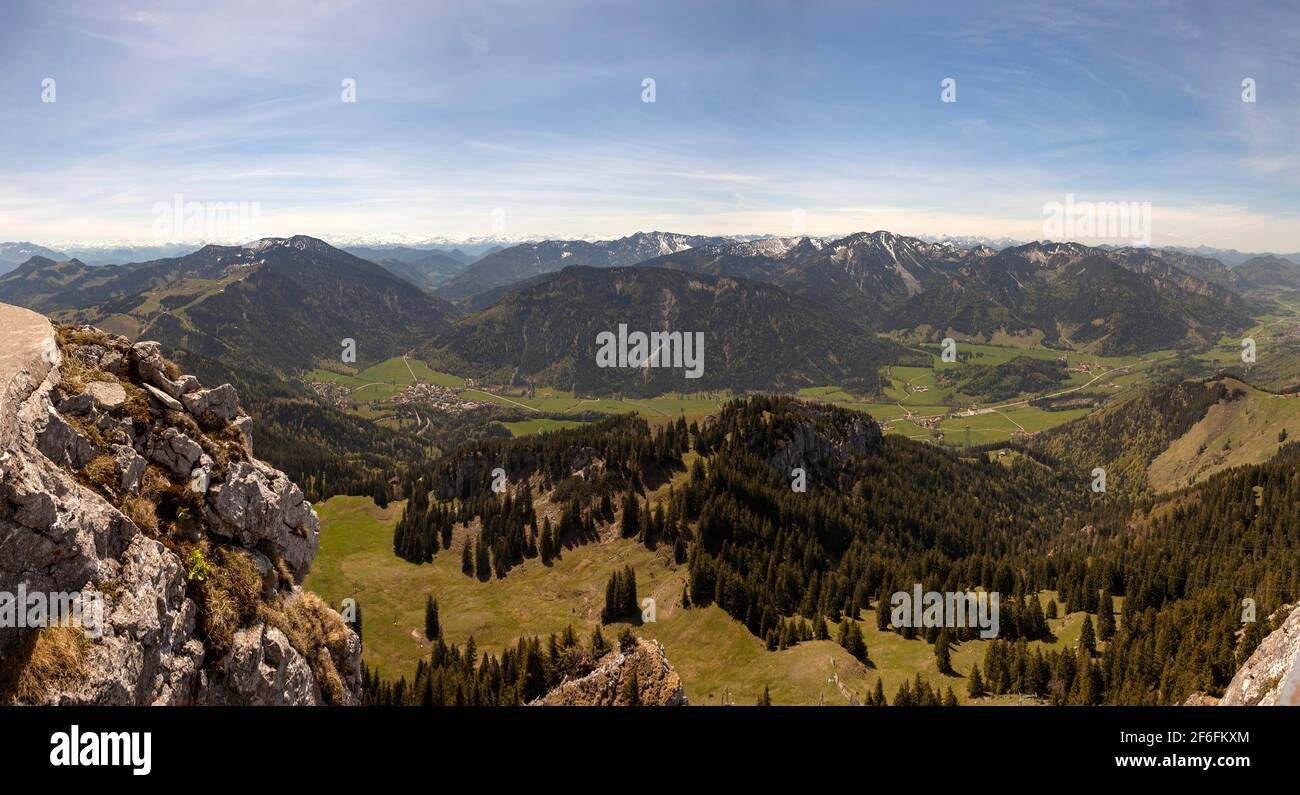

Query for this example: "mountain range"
[0,242,68,275]
[422,265,925,396]
[1233,255,1300,293]
[0,236,458,377]
[434,231,724,302]
[0,231,1286,397]
[644,233,1259,354]
[343,246,478,291]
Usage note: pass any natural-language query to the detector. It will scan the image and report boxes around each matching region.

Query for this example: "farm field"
[306,335,1199,449]
[498,418,588,436]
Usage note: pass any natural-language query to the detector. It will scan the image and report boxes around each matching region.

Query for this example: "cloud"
[1,0,1298,250]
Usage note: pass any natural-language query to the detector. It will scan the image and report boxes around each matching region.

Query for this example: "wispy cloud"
[0,0,1297,249]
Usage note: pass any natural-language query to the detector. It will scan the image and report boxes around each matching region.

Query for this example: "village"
[390,382,487,413]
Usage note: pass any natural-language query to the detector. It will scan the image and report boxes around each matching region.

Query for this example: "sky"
[2,0,1299,250]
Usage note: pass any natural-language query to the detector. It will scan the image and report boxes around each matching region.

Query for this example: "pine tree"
[346,600,363,641]
[620,671,640,706]
[968,664,985,698]
[934,628,953,674]
[539,516,554,563]
[894,678,914,707]
[756,685,772,706]
[460,539,473,576]
[600,566,640,623]
[424,596,441,641]
[548,520,561,560]
[1079,614,1097,657]
[622,566,639,620]
[590,626,610,658]
[621,488,641,538]
[1097,588,1115,641]
[840,620,867,662]
[474,533,490,580]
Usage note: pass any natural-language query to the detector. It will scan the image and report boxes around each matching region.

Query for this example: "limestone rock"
[85,380,127,411]
[113,444,146,493]
[40,536,205,705]
[181,383,240,423]
[131,341,186,398]
[531,637,687,706]
[55,391,94,416]
[207,460,320,581]
[141,382,182,412]
[2,306,356,706]
[148,427,204,477]
[766,410,881,481]
[36,408,96,470]
[100,350,124,376]
[1217,604,1300,706]
[196,624,323,706]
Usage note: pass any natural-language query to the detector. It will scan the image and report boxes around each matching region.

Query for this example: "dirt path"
[462,388,540,413]
[401,353,419,383]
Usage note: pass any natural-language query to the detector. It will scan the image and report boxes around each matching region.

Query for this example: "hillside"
[423,265,925,397]
[307,397,1095,704]
[935,355,1069,402]
[0,237,459,376]
[360,249,471,291]
[1028,378,1242,497]
[0,239,465,505]
[310,494,1101,705]
[887,244,1257,354]
[1234,255,1300,293]
[1147,379,1300,492]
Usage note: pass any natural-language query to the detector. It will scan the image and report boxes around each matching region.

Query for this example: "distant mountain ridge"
[0,236,459,377]
[644,233,1258,354]
[0,242,68,275]
[434,231,726,302]
[1233,255,1300,293]
[344,247,475,291]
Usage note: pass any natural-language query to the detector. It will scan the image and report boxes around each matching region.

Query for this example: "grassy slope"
[1148,379,1300,492]
[308,495,1104,706]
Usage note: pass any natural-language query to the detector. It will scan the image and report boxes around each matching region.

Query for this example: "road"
[462,388,540,413]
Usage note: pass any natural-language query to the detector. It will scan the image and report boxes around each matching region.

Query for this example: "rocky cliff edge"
[0,304,360,705]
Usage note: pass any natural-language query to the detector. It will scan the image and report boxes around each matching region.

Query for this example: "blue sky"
[2,0,1299,249]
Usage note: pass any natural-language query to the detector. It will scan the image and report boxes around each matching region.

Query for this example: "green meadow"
[308,495,1114,705]
[306,333,1194,448]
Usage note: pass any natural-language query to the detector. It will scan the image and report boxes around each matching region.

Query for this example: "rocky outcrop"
[207,460,319,582]
[0,305,359,705]
[1214,604,1300,706]
[766,412,881,477]
[530,637,687,706]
